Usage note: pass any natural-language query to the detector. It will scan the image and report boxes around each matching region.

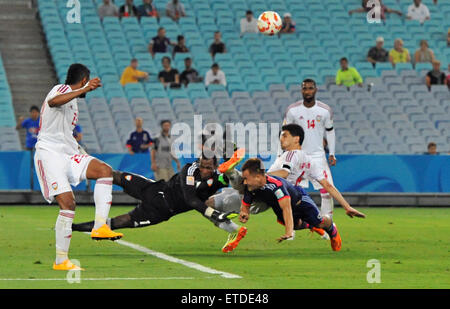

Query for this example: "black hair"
[340,57,348,62]
[177,35,184,41]
[162,56,171,64]
[65,63,90,85]
[30,105,40,112]
[241,158,265,175]
[184,57,191,62]
[211,63,219,69]
[131,58,138,62]
[282,124,305,146]
[302,78,316,87]
[200,152,218,166]
[160,119,171,126]
[246,10,253,15]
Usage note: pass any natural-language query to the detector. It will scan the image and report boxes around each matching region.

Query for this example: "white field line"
[83,232,242,279]
[0,277,195,281]
[115,238,242,279]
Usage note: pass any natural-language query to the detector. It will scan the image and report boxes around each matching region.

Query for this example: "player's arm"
[16,116,25,130]
[325,110,337,166]
[48,78,101,108]
[268,169,289,179]
[278,196,294,241]
[181,166,234,222]
[318,179,365,218]
[239,194,252,223]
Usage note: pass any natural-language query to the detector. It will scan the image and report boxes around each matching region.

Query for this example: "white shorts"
[34,148,95,203]
[299,156,334,190]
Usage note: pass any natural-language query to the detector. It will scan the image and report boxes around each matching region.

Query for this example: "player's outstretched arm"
[267,169,289,179]
[318,179,366,218]
[277,197,295,242]
[48,78,102,107]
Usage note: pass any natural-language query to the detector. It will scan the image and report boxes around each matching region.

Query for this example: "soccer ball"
[257,11,282,36]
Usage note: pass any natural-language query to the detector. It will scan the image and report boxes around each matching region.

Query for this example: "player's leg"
[83,158,123,240]
[296,195,341,251]
[312,157,334,218]
[54,192,79,267]
[113,170,154,201]
[35,150,82,270]
[73,213,135,232]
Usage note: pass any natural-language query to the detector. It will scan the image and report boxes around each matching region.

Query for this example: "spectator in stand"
[98,0,119,19]
[209,31,226,59]
[336,57,363,88]
[126,117,153,155]
[240,10,258,36]
[148,27,175,58]
[172,35,189,58]
[120,58,149,86]
[425,60,447,90]
[166,0,186,22]
[119,0,138,18]
[425,142,439,155]
[180,57,203,86]
[205,63,227,87]
[280,13,295,34]
[389,38,411,68]
[151,120,180,181]
[16,105,40,151]
[137,0,159,18]
[348,0,402,21]
[414,40,435,64]
[158,56,180,88]
[367,37,389,68]
[407,0,430,24]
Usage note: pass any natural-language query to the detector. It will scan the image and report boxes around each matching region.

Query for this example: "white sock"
[94,177,113,229]
[218,221,239,233]
[55,210,75,264]
[320,190,334,218]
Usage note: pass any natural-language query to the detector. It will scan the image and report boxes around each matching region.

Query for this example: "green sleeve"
[353,68,363,84]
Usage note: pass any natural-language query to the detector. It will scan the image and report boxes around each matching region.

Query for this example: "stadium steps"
[0,0,56,148]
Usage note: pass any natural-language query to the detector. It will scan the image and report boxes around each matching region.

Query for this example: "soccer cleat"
[311,227,330,240]
[53,259,85,271]
[330,223,342,252]
[218,148,246,174]
[91,224,123,241]
[222,226,248,253]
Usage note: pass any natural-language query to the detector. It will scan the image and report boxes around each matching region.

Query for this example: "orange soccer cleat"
[330,223,342,252]
[310,227,330,240]
[222,226,248,253]
[218,148,246,174]
[91,224,123,241]
[53,259,85,271]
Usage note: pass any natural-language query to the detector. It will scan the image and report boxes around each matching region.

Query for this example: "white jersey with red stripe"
[36,84,80,155]
[267,149,325,186]
[283,100,333,159]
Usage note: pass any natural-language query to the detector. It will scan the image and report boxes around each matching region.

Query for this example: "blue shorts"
[292,188,323,227]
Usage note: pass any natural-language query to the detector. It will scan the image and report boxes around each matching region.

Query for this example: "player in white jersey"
[283,78,336,218]
[34,64,123,271]
[267,124,364,220]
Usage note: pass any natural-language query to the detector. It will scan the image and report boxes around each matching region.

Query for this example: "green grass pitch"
[0,206,448,289]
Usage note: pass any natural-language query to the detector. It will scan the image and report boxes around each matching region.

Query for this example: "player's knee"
[318,215,332,228]
[112,170,122,186]
[98,163,113,178]
[58,196,76,211]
